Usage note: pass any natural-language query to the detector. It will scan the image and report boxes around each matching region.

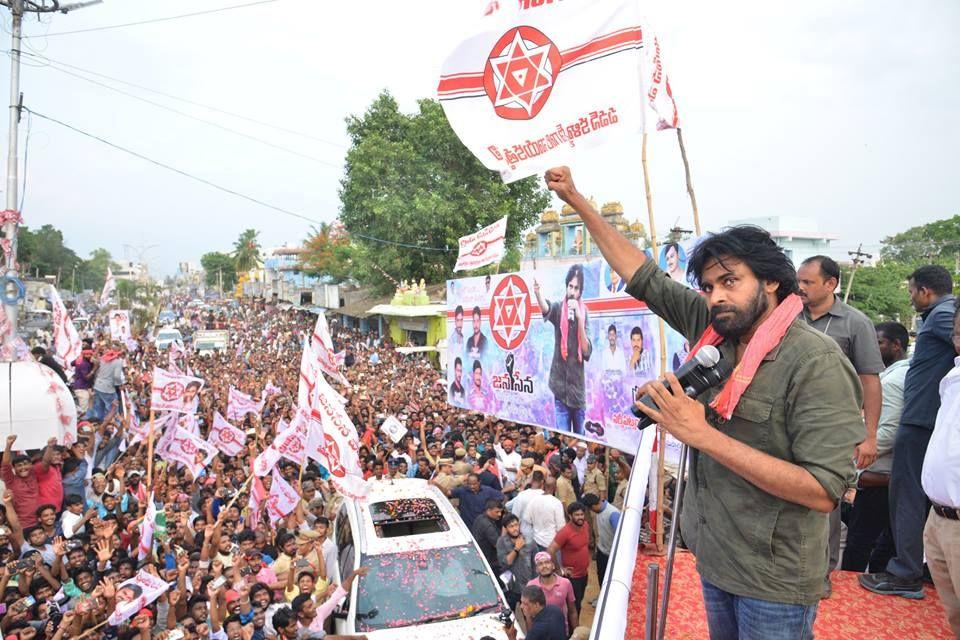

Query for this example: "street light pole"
[2,0,23,350]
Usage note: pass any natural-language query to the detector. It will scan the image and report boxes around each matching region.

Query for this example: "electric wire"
[23,0,282,38]
[15,54,343,167]
[19,50,346,148]
[23,108,450,252]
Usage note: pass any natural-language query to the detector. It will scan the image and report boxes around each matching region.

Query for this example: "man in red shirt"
[34,439,63,510]
[0,435,40,529]
[546,501,590,613]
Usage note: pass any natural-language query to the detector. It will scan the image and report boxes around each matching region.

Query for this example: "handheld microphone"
[631,345,733,430]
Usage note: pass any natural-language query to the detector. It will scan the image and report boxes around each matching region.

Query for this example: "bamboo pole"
[642,133,669,553]
[676,127,702,236]
[145,410,156,491]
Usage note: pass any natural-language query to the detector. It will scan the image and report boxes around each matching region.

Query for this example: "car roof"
[350,478,473,556]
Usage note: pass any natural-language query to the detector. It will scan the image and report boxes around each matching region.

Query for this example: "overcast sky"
[4,0,957,278]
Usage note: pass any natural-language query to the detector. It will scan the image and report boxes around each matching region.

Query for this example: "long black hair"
[688,226,799,302]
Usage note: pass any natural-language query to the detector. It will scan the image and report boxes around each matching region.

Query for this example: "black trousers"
[596,550,610,587]
[841,485,895,573]
[569,575,588,613]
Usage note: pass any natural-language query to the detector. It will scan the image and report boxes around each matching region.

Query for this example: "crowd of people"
[0,297,630,640]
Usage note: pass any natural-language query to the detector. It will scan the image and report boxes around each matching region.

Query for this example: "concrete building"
[729,216,838,268]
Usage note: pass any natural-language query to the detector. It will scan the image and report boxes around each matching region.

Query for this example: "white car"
[332,478,515,639]
[155,328,184,350]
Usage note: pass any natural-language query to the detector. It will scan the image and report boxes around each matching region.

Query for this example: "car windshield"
[158,332,180,341]
[355,544,501,632]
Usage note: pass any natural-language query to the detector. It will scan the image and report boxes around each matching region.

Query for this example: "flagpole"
[676,127,702,236]
[219,474,255,519]
[642,132,668,553]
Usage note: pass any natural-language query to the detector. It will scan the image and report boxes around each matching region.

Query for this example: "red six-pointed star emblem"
[489,275,532,351]
[483,26,562,120]
[161,382,184,402]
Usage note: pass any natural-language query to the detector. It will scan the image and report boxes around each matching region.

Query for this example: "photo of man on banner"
[534,264,593,435]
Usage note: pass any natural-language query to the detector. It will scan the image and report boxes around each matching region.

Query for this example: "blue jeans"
[88,390,117,422]
[554,400,584,435]
[701,577,818,640]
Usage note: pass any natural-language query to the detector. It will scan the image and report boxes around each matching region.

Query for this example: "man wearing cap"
[527,552,579,636]
[433,458,462,501]
[453,448,473,476]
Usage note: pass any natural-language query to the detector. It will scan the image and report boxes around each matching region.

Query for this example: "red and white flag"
[137,493,158,561]
[437,0,678,182]
[273,419,307,466]
[151,367,204,414]
[298,314,347,410]
[266,468,299,523]
[166,426,218,477]
[227,386,264,422]
[310,377,368,499]
[253,444,282,477]
[125,394,150,445]
[454,215,509,272]
[262,380,282,399]
[48,286,82,367]
[208,412,245,457]
[99,266,116,307]
[248,473,267,526]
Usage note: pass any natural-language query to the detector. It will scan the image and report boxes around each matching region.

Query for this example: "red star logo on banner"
[489,275,532,351]
[483,26,562,120]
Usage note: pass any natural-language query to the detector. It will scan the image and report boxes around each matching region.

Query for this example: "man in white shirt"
[600,324,627,375]
[921,302,960,637]
[507,472,546,540]
[523,477,566,550]
[495,433,523,485]
[572,442,589,486]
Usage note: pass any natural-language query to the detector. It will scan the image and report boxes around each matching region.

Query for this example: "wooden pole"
[642,133,669,553]
[676,127,702,236]
[219,474,255,520]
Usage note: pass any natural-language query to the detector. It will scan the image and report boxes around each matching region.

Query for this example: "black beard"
[709,284,769,340]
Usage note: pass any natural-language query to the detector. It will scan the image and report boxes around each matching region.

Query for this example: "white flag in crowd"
[273,419,307,466]
[311,376,368,498]
[151,367,204,415]
[266,468,300,523]
[249,474,267,526]
[227,386,264,422]
[454,215,509,272]
[438,0,678,182]
[298,314,347,409]
[253,443,282,477]
[208,412,246,457]
[262,380,282,399]
[99,266,116,307]
[380,415,408,444]
[166,426,217,477]
[137,493,157,561]
[125,393,150,446]
[107,570,170,626]
[48,286,82,367]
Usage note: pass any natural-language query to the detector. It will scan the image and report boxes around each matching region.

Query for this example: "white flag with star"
[454,215,509,271]
[438,0,679,183]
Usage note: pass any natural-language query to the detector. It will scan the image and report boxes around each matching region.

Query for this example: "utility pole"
[667,226,693,244]
[843,244,873,304]
[218,267,223,297]
[1,0,101,352]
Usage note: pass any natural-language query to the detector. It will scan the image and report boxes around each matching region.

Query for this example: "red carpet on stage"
[626,551,953,639]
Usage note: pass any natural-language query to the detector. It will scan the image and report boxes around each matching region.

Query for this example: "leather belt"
[933,503,960,521]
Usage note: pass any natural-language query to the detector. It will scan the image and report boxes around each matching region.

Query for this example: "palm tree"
[233,229,262,273]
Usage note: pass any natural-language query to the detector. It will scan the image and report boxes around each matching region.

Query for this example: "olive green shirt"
[627,260,863,605]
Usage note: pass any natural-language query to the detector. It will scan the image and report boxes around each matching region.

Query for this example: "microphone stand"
[655,442,689,640]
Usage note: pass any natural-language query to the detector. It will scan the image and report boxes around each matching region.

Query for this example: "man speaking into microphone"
[544,167,864,639]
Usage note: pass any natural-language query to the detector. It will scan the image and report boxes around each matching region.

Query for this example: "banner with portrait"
[150,367,204,414]
[109,310,132,341]
[446,258,662,453]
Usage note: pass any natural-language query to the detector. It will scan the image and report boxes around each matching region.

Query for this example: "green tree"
[77,248,117,292]
[17,224,82,284]
[233,229,261,273]
[841,261,916,323]
[338,92,549,292]
[201,252,238,291]
[880,215,960,266]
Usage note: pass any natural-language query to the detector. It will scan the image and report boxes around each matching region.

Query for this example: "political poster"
[379,415,407,443]
[446,259,662,452]
[150,367,204,414]
[109,310,131,341]
[106,570,170,625]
